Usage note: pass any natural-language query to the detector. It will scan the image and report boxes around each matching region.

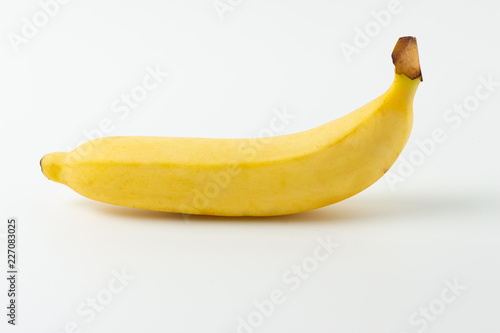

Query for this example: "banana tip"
[41,152,66,183]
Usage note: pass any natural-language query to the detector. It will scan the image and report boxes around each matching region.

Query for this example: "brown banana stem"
[392,36,423,81]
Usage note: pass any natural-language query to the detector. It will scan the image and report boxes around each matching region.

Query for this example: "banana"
[41,36,422,216]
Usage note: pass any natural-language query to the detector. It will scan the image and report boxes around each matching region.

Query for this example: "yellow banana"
[41,36,422,216]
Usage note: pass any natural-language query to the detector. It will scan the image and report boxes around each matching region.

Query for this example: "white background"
[1,0,499,332]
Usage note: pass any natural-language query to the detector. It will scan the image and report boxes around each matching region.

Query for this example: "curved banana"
[41,36,422,216]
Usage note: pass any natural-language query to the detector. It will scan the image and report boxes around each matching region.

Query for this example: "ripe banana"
[41,36,422,216]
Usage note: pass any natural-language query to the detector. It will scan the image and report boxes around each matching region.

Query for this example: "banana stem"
[389,73,420,105]
[392,36,423,82]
